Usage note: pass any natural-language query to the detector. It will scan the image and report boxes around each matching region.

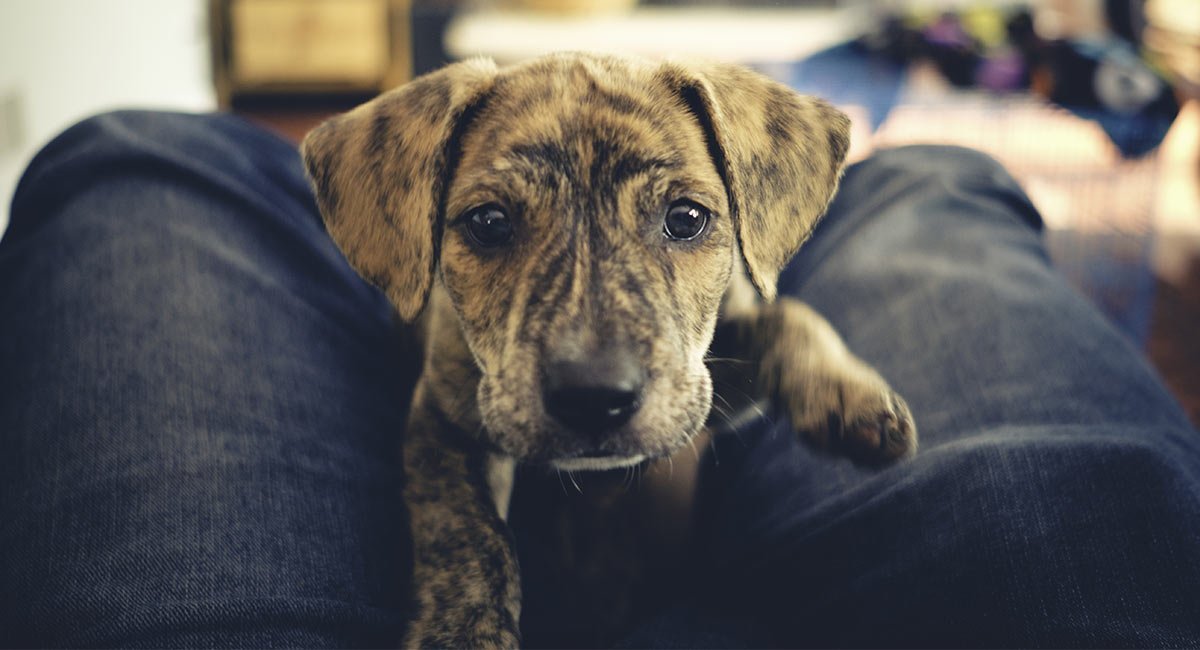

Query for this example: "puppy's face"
[301,53,850,470]
[442,58,731,469]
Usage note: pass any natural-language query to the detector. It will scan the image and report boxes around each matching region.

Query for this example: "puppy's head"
[302,53,849,469]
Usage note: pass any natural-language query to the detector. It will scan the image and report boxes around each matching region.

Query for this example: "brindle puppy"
[301,52,917,648]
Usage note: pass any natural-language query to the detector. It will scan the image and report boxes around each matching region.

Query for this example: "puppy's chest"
[507,457,703,647]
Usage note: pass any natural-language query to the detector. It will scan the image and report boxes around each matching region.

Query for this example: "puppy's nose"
[543,351,645,436]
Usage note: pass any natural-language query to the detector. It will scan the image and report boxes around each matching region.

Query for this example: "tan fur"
[302,52,916,648]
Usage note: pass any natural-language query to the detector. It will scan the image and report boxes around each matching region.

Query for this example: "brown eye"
[663,200,710,241]
[464,205,513,247]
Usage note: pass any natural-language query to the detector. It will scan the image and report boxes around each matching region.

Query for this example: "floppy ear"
[300,58,498,321]
[657,63,851,302]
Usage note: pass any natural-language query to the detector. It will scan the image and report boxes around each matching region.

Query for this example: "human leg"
[0,111,412,647]
[694,145,1200,647]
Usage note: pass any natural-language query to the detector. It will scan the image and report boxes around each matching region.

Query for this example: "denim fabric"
[1,112,1197,648]
[683,146,1200,648]
[1,112,410,647]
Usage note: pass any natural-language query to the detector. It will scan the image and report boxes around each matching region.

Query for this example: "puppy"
[301,52,916,648]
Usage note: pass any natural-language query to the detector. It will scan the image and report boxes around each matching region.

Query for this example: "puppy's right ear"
[655,62,850,303]
[301,58,498,321]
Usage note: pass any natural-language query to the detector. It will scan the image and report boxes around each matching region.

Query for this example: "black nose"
[543,351,645,436]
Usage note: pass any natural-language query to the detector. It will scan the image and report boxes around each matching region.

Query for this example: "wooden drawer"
[211,0,411,106]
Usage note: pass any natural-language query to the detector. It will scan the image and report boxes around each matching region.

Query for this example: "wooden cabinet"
[211,0,411,107]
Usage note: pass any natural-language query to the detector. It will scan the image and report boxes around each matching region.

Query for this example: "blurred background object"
[0,1,214,233]
[208,0,413,142]
[443,2,854,66]
[210,0,412,106]
[0,0,1197,420]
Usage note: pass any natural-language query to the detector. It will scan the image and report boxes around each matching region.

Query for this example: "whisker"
[713,382,760,405]
[708,403,738,429]
[567,470,582,494]
[710,398,738,422]
[716,383,769,424]
[713,391,736,412]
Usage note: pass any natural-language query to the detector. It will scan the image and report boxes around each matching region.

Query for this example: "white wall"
[0,0,215,234]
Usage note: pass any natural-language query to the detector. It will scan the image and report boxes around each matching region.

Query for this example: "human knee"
[18,110,199,179]
[836,143,1042,234]
[11,111,201,226]
[8,110,309,244]
[857,145,1010,183]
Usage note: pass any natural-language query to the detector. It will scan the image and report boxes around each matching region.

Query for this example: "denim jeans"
[1,111,1197,648]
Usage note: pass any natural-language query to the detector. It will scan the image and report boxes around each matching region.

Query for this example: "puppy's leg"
[716,299,917,465]
[402,394,520,649]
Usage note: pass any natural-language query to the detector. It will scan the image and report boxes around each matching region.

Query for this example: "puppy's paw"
[778,365,918,467]
[834,387,917,464]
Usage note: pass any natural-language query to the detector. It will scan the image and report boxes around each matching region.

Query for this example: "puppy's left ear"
[657,63,850,302]
[301,58,498,321]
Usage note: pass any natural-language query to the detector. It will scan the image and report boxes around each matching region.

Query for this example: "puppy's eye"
[464,205,513,248]
[663,200,710,241]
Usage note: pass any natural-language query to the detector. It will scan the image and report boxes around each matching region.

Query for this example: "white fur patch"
[551,454,647,472]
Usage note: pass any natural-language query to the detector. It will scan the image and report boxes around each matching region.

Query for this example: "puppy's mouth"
[477,365,712,468]
[551,453,648,472]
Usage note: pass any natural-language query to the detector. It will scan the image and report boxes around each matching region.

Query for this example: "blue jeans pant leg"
[5,113,1199,649]
[697,146,1200,647]
[0,111,412,647]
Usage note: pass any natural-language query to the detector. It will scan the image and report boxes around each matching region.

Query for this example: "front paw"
[779,365,918,466]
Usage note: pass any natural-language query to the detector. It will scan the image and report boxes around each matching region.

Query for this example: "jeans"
[1,111,1197,648]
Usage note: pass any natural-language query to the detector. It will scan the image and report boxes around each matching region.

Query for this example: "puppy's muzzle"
[542,345,645,437]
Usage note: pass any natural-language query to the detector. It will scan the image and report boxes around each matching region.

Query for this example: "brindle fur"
[301,53,917,648]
